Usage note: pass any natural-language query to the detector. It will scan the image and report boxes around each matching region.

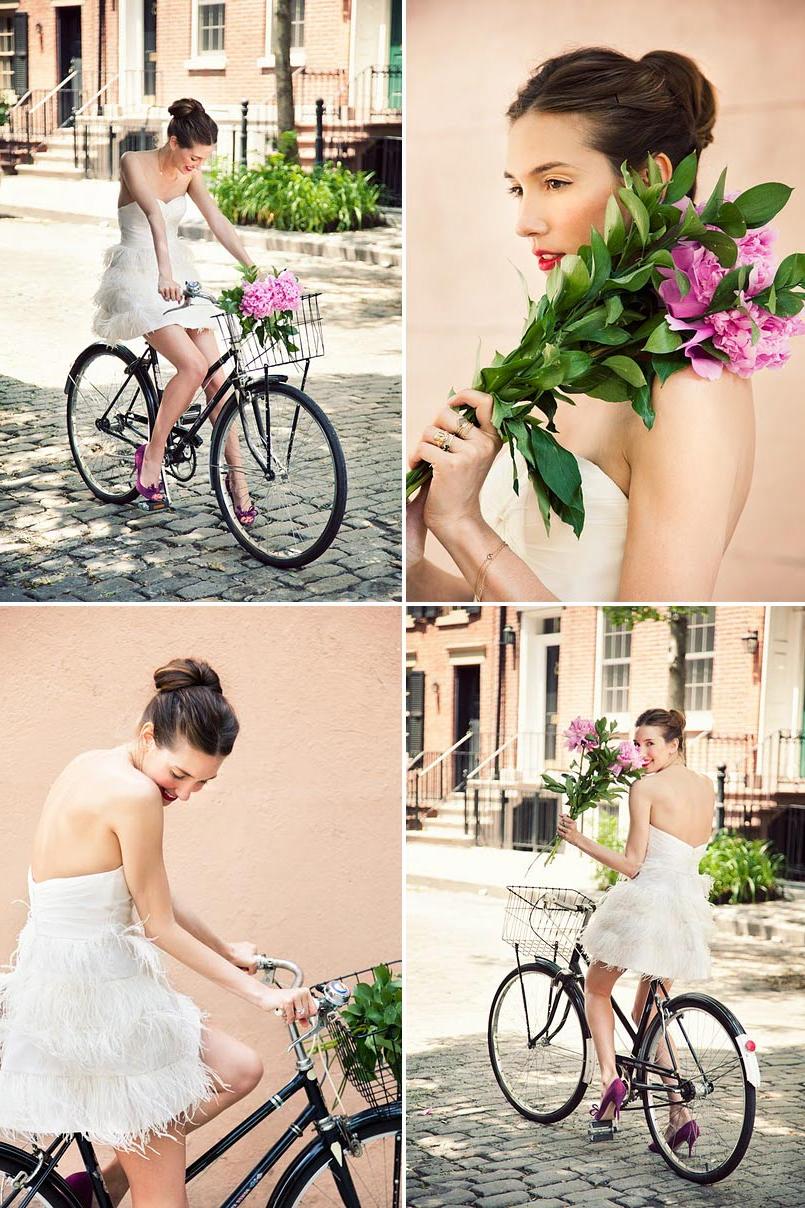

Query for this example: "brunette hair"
[167,97,218,148]
[140,658,239,756]
[507,47,717,200]
[635,707,686,756]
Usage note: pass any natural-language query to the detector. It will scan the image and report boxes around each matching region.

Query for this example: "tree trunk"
[274,0,296,147]
[667,612,689,712]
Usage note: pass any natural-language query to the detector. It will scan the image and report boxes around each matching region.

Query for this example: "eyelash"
[507,179,570,197]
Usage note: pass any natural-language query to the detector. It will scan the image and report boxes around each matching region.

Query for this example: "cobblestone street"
[0,210,400,601]
[407,883,805,1208]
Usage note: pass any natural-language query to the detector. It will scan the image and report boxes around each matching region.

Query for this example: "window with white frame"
[198,0,225,55]
[263,0,306,66]
[602,618,631,714]
[0,15,14,94]
[685,609,715,712]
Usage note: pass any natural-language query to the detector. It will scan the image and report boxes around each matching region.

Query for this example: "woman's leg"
[104,1026,264,1205]
[112,1125,188,1208]
[139,325,209,495]
[186,327,254,514]
[632,978,691,1134]
[585,961,625,1103]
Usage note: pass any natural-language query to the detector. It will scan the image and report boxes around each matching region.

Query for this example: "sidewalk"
[406,837,805,946]
[0,175,401,267]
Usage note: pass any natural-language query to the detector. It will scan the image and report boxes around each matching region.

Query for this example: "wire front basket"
[320,960,401,1109]
[503,886,596,965]
[214,291,325,371]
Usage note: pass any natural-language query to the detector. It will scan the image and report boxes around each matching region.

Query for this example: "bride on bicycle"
[92,97,258,523]
[0,657,316,1208]
[557,707,715,1154]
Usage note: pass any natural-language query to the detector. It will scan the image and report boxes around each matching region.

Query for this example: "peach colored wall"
[406,0,805,599]
[0,604,401,1204]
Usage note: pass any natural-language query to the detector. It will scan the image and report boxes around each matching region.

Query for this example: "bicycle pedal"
[588,1119,616,1142]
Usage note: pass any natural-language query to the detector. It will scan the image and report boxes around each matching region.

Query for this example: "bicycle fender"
[0,1142,83,1208]
[64,341,142,396]
[665,992,762,1088]
[734,1033,762,1088]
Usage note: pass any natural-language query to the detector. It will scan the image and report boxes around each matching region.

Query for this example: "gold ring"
[433,428,455,452]
[455,417,473,439]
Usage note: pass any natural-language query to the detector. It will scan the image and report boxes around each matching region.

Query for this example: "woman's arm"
[188,172,256,267]
[559,780,651,879]
[617,368,754,600]
[171,895,231,959]
[112,786,315,1019]
[119,152,178,298]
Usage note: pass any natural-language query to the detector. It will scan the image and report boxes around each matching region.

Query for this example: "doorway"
[144,0,157,99]
[517,613,562,777]
[388,0,402,109]
[453,664,480,789]
[56,6,82,125]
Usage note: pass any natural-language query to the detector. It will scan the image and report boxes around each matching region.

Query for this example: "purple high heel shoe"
[64,1171,95,1207]
[590,1076,628,1124]
[648,1118,701,1155]
[225,469,258,527]
[133,443,168,510]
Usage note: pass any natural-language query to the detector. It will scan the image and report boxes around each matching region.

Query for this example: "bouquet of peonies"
[406,151,805,537]
[217,262,302,355]
[541,716,646,864]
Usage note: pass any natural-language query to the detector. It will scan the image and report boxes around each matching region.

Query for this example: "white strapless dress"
[579,825,715,982]
[0,866,217,1152]
[479,447,628,601]
[91,194,220,344]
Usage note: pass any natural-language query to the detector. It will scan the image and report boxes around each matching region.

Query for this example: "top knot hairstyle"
[635,707,686,757]
[507,47,717,201]
[167,97,218,148]
[140,658,239,756]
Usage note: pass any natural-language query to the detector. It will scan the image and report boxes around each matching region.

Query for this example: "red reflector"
[745,1040,756,1052]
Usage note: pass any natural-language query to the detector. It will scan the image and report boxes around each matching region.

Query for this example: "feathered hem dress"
[579,824,715,982]
[0,865,219,1153]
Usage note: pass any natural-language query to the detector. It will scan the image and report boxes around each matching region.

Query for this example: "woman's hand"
[557,813,581,848]
[260,985,319,1025]
[408,389,502,541]
[158,273,184,303]
[406,478,430,569]
[226,941,260,974]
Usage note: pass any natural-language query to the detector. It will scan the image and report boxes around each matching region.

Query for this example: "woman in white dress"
[92,98,257,522]
[407,48,755,602]
[557,708,715,1154]
[0,658,316,1208]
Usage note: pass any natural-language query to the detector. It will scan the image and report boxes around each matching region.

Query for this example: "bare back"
[643,763,715,847]
[30,748,159,882]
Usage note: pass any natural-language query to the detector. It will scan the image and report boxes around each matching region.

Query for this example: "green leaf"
[664,151,698,204]
[558,350,593,381]
[583,373,634,402]
[602,355,647,388]
[771,290,804,316]
[733,181,793,228]
[604,295,624,325]
[643,321,684,354]
[588,227,612,296]
[569,325,631,346]
[697,230,738,268]
[603,265,654,293]
[527,425,583,508]
[705,264,749,314]
[678,201,707,240]
[774,253,805,290]
[647,249,675,269]
[674,269,691,298]
[697,166,728,224]
[768,282,777,314]
[646,152,663,188]
[630,383,655,429]
[604,194,626,255]
[618,188,649,245]
[651,355,688,386]
[713,201,747,238]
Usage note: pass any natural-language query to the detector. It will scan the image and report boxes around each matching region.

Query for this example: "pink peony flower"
[564,717,599,753]
[666,298,805,379]
[240,272,302,321]
[277,269,302,311]
[610,740,645,776]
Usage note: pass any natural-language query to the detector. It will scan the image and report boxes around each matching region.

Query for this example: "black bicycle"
[0,958,401,1208]
[487,887,759,1185]
[65,286,348,568]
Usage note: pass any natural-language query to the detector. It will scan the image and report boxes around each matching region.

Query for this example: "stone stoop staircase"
[408,791,474,846]
[11,126,88,179]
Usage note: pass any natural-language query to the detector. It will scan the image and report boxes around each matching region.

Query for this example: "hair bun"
[168,97,204,120]
[668,708,687,728]
[154,657,222,695]
[640,50,717,151]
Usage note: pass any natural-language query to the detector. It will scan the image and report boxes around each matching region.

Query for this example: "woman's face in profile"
[168,137,214,176]
[140,732,225,804]
[634,725,677,773]
[504,110,621,272]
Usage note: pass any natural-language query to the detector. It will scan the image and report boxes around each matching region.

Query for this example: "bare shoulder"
[630,776,653,806]
[77,749,162,817]
[627,365,754,456]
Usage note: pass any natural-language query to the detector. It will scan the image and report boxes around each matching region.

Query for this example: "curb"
[0,202,401,268]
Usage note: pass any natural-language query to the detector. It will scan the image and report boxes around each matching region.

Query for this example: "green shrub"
[594,812,624,891]
[700,829,784,905]
[208,154,383,233]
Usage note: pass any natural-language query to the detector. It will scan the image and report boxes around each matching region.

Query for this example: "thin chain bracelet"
[473,539,508,602]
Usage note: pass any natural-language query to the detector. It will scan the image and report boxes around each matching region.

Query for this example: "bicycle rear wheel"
[0,1144,78,1207]
[66,344,156,504]
[640,994,756,1184]
[269,1106,401,1208]
[488,962,591,1123]
[210,381,347,569]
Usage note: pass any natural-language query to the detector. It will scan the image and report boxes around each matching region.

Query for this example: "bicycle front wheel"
[270,1106,401,1208]
[488,962,591,1123]
[66,343,154,504]
[0,1144,77,1207]
[640,993,756,1184]
[210,381,347,569]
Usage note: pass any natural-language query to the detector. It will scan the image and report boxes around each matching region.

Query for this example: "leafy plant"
[207,154,382,233]
[338,964,401,1088]
[594,812,625,890]
[700,829,784,905]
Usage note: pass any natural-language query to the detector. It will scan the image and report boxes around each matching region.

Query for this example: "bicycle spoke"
[68,350,150,501]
